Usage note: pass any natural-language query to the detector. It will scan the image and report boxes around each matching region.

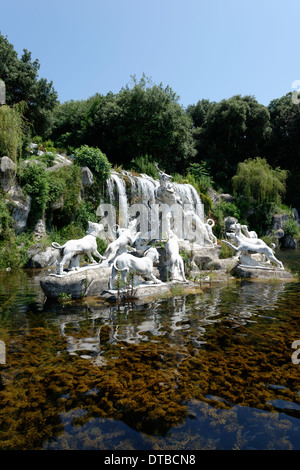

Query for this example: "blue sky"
[1,0,300,107]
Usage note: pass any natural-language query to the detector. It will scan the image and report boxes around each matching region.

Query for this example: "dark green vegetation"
[1,32,300,267]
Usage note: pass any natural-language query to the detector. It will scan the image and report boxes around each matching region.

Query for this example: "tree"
[0,32,58,137]
[0,102,26,161]
[190,95,271,190]
[50,76,196,172]
[73,145,111,182]
[232,157,288,234]
[186,99,215,128]
[266,93,300,208]
[111,76,196,171]
[232,157,288,204]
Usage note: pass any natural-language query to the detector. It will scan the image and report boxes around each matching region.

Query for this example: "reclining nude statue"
[52,221,105,275]
[109,247,162,289]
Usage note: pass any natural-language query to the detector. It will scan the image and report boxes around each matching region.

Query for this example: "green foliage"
[219,242,236,259]
[232,157,288,205]
[50,76,196,173]
[73,145,111,182]
[74,201,97,229]
[0,103,26,162]
[0,230,34,269]
[130,155,159,179]
[187,162,214,193]
[283,218,300,238]
[0,33,58,137]
[47,165,82,227]
[211,201,241,237]
[18,162,50,218]
[189,95,272,190]
[0,194,13,240]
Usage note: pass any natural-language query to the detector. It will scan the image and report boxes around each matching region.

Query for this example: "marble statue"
[154,163,183,206]
[109,246,162,289]
[163,236,187,282]
[101,224,140,267]
[222,232,284,270]
[52,221,105,275]
[184,209,217,246]
[240,224,258,239]
[229,223,272,248]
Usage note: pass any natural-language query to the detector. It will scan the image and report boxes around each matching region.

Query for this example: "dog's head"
[86,221,104,236]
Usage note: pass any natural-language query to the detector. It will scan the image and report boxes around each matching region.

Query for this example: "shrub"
[211,201,241,237]
[47,165,82,227]
[18,162,50,219]
[0,103,26,162]
[73,145,111,182]
[283,218,300,238]
[130,155,159,179]
[232,157,288,205]
[187,162,214,193]
[0,195,13,240]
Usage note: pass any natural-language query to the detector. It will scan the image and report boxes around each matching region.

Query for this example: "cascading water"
[110,172,128,228]
[136,175,157,206]
[173,183,204,220]
[103,170,205,241]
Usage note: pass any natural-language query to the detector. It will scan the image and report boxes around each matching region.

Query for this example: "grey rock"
[224,216,238,233]
[0,156,16,191]
[233,265,294,280]
[274,228,285,239]
[81,166,94,187]
[271,213,290,231]
[6,185,31,234]
[292,208,300,224]
[281,235,298,249]
[27,245,59,268]
[219,193,235,203]
[40,265,112,299]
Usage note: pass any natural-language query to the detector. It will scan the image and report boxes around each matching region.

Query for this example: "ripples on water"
[0,249,299,450]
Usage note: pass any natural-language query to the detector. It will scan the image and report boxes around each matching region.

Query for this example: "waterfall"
[136,175,157,206]
[173,183,204,221]
[110,172,128,228]
[106,177,115,205]
[103,170,205,236]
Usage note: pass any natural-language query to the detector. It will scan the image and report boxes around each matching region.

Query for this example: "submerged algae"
[0,285,300,451]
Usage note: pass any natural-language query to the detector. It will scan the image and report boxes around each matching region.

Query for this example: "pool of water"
[0,249,299,450]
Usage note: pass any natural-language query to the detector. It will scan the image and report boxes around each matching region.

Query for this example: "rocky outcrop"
[6,185,31,234]
[26,244,59,268]
[233,264,294,280]
[270,213,300,249]
[0,156,16,191]
[40,265,112,299]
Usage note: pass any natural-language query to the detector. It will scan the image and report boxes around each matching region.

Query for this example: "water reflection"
[39,280,290,365]
[0,267,300,450]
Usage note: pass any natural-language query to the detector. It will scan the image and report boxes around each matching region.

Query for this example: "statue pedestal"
[40,265,111,299]
[100,280,191,303]
[234,264,294,280]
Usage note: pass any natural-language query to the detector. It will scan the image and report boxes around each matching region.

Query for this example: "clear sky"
[1,0,300,108]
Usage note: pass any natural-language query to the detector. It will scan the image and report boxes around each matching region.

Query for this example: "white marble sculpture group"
[222,222,284,270]
[49,165,285,290]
